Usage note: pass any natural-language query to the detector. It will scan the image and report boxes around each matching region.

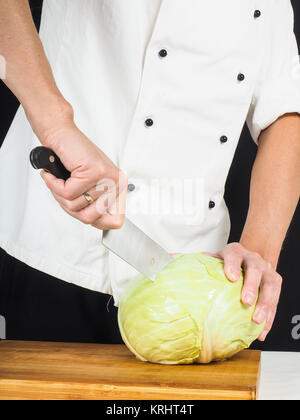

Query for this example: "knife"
[30,146,174,281]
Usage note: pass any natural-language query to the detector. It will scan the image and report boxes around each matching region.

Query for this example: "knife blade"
[102,218,174,281]
[30,146,174,281]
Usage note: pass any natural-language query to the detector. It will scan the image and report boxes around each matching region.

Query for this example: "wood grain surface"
[0,341,261,400]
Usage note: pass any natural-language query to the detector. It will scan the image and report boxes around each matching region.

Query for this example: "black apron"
[0,248,123,344]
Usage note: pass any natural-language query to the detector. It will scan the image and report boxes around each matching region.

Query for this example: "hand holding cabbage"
[118,253,265,365]
[206,242,283,342]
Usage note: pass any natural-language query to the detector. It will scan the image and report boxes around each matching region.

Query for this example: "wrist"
[240,230,282,268]
[24,94,74,145]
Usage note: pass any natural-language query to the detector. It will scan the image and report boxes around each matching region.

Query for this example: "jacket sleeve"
[247,1,300,144]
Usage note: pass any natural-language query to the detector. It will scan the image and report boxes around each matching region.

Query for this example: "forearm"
[240,113,300,268]
[0,0,72,140]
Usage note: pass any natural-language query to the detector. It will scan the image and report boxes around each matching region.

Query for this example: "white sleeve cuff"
[247,77,300,144]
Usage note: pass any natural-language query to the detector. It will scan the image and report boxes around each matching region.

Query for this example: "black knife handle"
[30,146,71,181]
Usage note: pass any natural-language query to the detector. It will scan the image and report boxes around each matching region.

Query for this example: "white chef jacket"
[0,0,300,305]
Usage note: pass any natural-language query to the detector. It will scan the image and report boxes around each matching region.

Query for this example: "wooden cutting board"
[0,341,261,400]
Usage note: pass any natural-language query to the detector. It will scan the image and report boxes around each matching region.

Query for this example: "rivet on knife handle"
[30,146,71,181]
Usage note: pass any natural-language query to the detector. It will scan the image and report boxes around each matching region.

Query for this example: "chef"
[0,0,300,344]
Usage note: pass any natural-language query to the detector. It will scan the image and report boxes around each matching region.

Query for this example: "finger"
[52,191,87,212]
[61,198,105,225]
[252,274,281,326]
[92,212,125,230]
[41,170,66,194]
[69,182,124,225]
[241,258,263,307]
[220,244,244,282]
[92,182,127,230]
[258,310,277,342]
[108,181,127,216]
[52,187,102,213]
[41,169,97,201]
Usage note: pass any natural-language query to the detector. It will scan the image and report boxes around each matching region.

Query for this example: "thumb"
[223,253,243,282]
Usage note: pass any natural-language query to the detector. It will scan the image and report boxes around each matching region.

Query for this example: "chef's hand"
[39,119,128,230]
[205,242,282,342]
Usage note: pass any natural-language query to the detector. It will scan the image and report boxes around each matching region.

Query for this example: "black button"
[237,73,245,82]
[145,118,154,127]
[220,135,228,144]
[159,49,168,58]
[254,10,261,18]
[209,201,216,209]
[128,184,136,192]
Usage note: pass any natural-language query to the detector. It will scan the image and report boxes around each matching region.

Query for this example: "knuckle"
[264,325,271,333]
[92,222,103,230]
[109,215,125,229]
[64,201,76,212]
[247,261,262,273]
[247,252,263,265]
[80,213,93,225]
[264,274,281,289]
[95,167,105,181]
[257,302,268,312]
[80,217,90,225]
[263,277,274,288]
[266,261,273,271]
[63,190,76,201]
[229,242,242,252]
[252,251,261,259]
[246,255,263,268]
[245,286,259,295]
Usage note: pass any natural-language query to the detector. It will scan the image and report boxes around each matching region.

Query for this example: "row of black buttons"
[131,9,262,208]
[209,134,230,206]
[237,10,262,84]
[143,49,168,127]
[145,124,228,146]
[128,50,167,195]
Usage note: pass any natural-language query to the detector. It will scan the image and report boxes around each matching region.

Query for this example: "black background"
[0,1,299,351]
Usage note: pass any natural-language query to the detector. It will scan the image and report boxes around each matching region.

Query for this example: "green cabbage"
[118,253,265,364]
